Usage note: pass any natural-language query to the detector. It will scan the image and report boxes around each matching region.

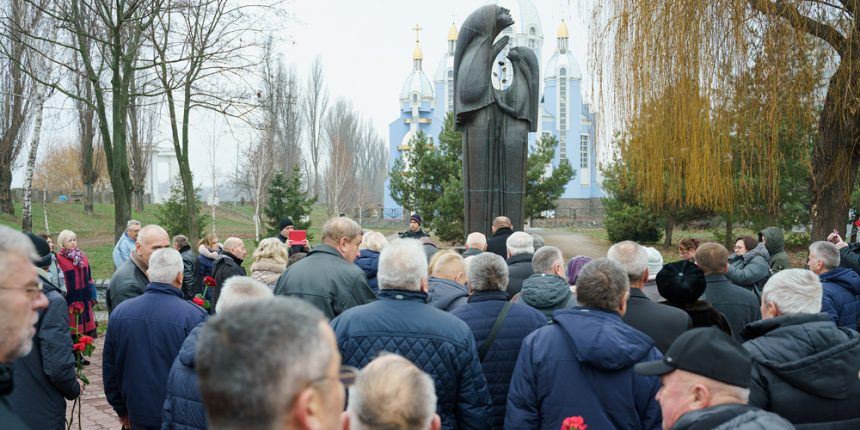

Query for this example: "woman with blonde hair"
[250,238,290,290]
[355,231,389,293]
[55,229,97,336]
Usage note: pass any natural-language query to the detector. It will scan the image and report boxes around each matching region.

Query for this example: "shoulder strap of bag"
[479,300,514,362]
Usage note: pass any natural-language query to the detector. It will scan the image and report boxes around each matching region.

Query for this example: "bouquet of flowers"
[561,416,587,430]
[193,276,216,310]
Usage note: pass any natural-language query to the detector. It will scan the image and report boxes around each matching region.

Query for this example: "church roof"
[448,22,459,41]
[546,51,582,80]
[401,67,434,102]
[557,19,569,38]
[487,0,542,37]
[434,51,454,83]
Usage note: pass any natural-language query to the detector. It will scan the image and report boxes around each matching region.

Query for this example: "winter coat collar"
[36,268,62,296]
[178,244,192,254]
[0,364,12,397]
[704,273,731,284]
[628,287,651,301]
[521,273,571,309]
[468,290,509,302]
[377,289,429,303]
[671,403,760,430]
[221,251,244,266]
[250,258,286,274]
[738,242,770,263]
[507,253,533,265]
[492,227,513,238]
[277,234,288,244]
[145,282,185,299]
[308,244,345,261]
[820,267,860,294]
[552,307,655,370]
[742,313,832,340]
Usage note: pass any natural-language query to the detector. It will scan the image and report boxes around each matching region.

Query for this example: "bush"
[155,178,209,238]
[605,204,663,243]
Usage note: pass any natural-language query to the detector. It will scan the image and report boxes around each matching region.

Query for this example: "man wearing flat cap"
[635,327,794,430]
[399,213,430,239]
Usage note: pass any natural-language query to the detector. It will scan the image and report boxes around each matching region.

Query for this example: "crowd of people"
[0,212,859,430]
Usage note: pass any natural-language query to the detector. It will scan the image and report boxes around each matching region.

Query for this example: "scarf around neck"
[60,247,86,268]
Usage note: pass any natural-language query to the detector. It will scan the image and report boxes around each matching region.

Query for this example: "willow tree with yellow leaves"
[592,1,857,239]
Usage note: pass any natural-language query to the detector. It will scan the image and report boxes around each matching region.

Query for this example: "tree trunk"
[42,167,49,234]
[663,213,675,248]
[0,168,14,215]
[724,215,734,250]
[83,183,94,214]
[133,188,145,213]
[22,94,45,233]
[810,58,860,240]
[180,167,199,244]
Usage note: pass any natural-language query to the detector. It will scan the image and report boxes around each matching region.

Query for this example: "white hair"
[761,269,823,315]
[532,246,564,275]
[215,277,273,314]
[607,241,649,283]
[0,226,36,284]
[809,241,840,270]
[126,219,141,229]
[147,248,185,284]
[467,252,509,292]
[348,354,437,430]
[465,232,487,249]
[378,239,428,291]
[57,230,77,249]
[506,231,534,256]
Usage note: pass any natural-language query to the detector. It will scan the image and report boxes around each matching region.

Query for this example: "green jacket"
[273,244,375,319]
[760,227,790,273]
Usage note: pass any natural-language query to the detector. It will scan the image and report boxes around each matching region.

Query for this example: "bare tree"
[21,90,45,232]
[354,119,387,210]
[303,57,328,197]
[273,61,302,172]
[127,80,156,213]
[0,0,46,214]
[321,98,359,216]
[149,0,277,242]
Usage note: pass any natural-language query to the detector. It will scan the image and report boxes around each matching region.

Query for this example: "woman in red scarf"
[56,229,98,336]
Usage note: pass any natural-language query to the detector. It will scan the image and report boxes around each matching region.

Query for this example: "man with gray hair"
[463,232,487,257]
[163,277,272,430]
[609,240,692,353]
[332,239,492,429]
[807,240,860,328]
[344,354,441,430]
[103,248,208,429]
[108,224,170,312]
[515,245,575,318]
[197,298,345,430]
[507,259,662,429]
[506,231,535,296]
[451,253,546,428]
[0,226,49,429]
[212,237,247,309]
[275,216,375,319]
[740,269,860,427]
[112,219,142,269]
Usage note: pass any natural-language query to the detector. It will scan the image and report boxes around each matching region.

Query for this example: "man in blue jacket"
[505,258,663,430]
[451,252,547,428]
[103,248,208,430]
[332,239,492,430]
[808,241,860,328]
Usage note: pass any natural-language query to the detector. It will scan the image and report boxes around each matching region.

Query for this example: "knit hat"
[566,256,592,286]
[644,247,664,280]
[26,232,53,268]
[410,213,422,225]
[656,260,706,304]
[278,218,294,231]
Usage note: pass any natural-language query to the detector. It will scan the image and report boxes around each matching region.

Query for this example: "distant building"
[385,0,603,218]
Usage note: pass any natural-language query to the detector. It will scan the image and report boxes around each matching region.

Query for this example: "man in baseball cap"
[635,327,793,429]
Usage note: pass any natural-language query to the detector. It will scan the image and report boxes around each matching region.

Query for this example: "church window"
[559,69,567,160]
[412,93,418,104]
[580,135,589,169]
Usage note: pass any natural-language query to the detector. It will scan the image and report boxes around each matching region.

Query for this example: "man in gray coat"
[107,225,170,312]
[697,242,761,339]
[274,217,375,319]
[10,234,80,430]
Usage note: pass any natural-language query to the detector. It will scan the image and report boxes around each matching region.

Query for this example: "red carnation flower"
[203,276,217,287]
[193,297,205,306]
[73,342,85,352]
[561,416,587,430]
[79,335,94,345]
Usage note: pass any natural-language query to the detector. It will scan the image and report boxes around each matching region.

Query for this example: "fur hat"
[656,260,706,304]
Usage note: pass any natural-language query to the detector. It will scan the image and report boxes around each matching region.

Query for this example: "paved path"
[528,228,610,259]
[66,336,121,429]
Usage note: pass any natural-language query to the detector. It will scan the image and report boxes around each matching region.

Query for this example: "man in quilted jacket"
[332,239,492,430]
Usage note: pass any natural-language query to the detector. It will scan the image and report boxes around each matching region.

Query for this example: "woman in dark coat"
[657,260,733,336]
[55,230,97,337]
[355,231,388,294]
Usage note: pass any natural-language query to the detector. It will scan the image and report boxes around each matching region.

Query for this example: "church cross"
[412,24,422,42]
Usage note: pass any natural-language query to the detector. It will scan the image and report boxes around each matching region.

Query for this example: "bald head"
[136,225,170,263]
[223,237,247,260]
[492,216,512,229]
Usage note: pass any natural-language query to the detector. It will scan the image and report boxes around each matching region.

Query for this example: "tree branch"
[750,0,847,54]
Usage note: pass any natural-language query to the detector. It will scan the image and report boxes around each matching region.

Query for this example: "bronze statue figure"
[454,5,539,237]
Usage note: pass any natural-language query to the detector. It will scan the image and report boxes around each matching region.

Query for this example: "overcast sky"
[13,0,593,190]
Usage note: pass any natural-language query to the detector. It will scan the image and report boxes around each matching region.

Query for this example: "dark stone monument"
[454,5,538,237]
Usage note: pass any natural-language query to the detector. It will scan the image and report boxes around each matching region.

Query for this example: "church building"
[384,0,603,219]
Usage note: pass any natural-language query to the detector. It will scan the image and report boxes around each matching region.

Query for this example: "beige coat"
[250,258,286,289]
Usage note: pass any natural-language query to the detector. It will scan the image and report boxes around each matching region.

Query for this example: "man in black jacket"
[10,233,80,430]
[505,231,534,297]
[108,224,170,312]
[0,226,50,430]
[486,216,513,259]
[173,235,196,299]
[212,237,247,309]
[636,327,793,430]
[697,242,761,339]
[610,240,693,353]
[275,217,375,319]
[742,268,860,428]
[399,213,430,240]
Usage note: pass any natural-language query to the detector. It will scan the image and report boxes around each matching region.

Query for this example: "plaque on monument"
[454,5,538,237]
